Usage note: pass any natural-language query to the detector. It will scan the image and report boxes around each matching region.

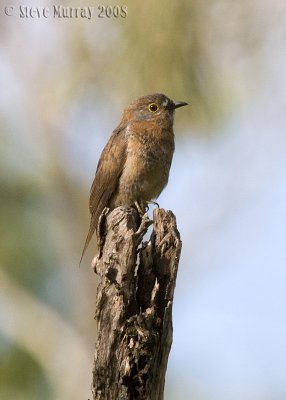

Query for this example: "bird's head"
[122,93,188,125]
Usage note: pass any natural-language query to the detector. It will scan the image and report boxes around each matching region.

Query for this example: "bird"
[81,93,188,262]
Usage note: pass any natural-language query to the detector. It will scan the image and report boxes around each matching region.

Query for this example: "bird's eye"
[148,103,159,112]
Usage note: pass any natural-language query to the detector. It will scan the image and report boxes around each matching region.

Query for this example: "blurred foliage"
[0,335,52,400]
[119,1,223,129]
[49,0,229,131]
[55,0,276,132]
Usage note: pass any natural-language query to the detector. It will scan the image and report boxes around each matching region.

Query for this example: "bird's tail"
[79,215,97,266]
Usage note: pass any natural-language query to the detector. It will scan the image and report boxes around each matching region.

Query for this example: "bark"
[91,206,182,400]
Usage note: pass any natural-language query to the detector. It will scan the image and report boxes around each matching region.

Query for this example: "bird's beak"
[173,101,188,109]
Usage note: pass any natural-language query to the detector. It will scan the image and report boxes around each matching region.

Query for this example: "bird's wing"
[89,125,127,216]
[80,126,127,263]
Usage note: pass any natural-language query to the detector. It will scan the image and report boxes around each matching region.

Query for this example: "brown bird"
[81,93,188,261]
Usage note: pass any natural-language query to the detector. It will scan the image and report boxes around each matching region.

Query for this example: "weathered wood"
[92,206,182,400]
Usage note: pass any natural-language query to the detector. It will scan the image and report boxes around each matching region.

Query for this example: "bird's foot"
[134,212,153,244]
[134,200,160,215]
[147,200,160,208]
[134,200,147,216]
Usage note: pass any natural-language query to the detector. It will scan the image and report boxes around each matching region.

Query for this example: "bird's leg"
[134,200,148,216]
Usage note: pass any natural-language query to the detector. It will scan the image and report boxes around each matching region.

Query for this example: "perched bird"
[81,93,188,261]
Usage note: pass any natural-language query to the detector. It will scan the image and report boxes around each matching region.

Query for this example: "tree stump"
[91,206,182,400]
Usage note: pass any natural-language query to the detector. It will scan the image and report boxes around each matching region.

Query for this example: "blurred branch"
[0,267,91,400]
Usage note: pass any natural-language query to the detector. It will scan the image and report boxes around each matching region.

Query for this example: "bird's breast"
[111,125,174,205]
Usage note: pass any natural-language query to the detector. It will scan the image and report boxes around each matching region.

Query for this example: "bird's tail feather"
[79,215,97,266]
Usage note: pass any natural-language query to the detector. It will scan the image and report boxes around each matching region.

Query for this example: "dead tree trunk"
[91,207,182,400]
